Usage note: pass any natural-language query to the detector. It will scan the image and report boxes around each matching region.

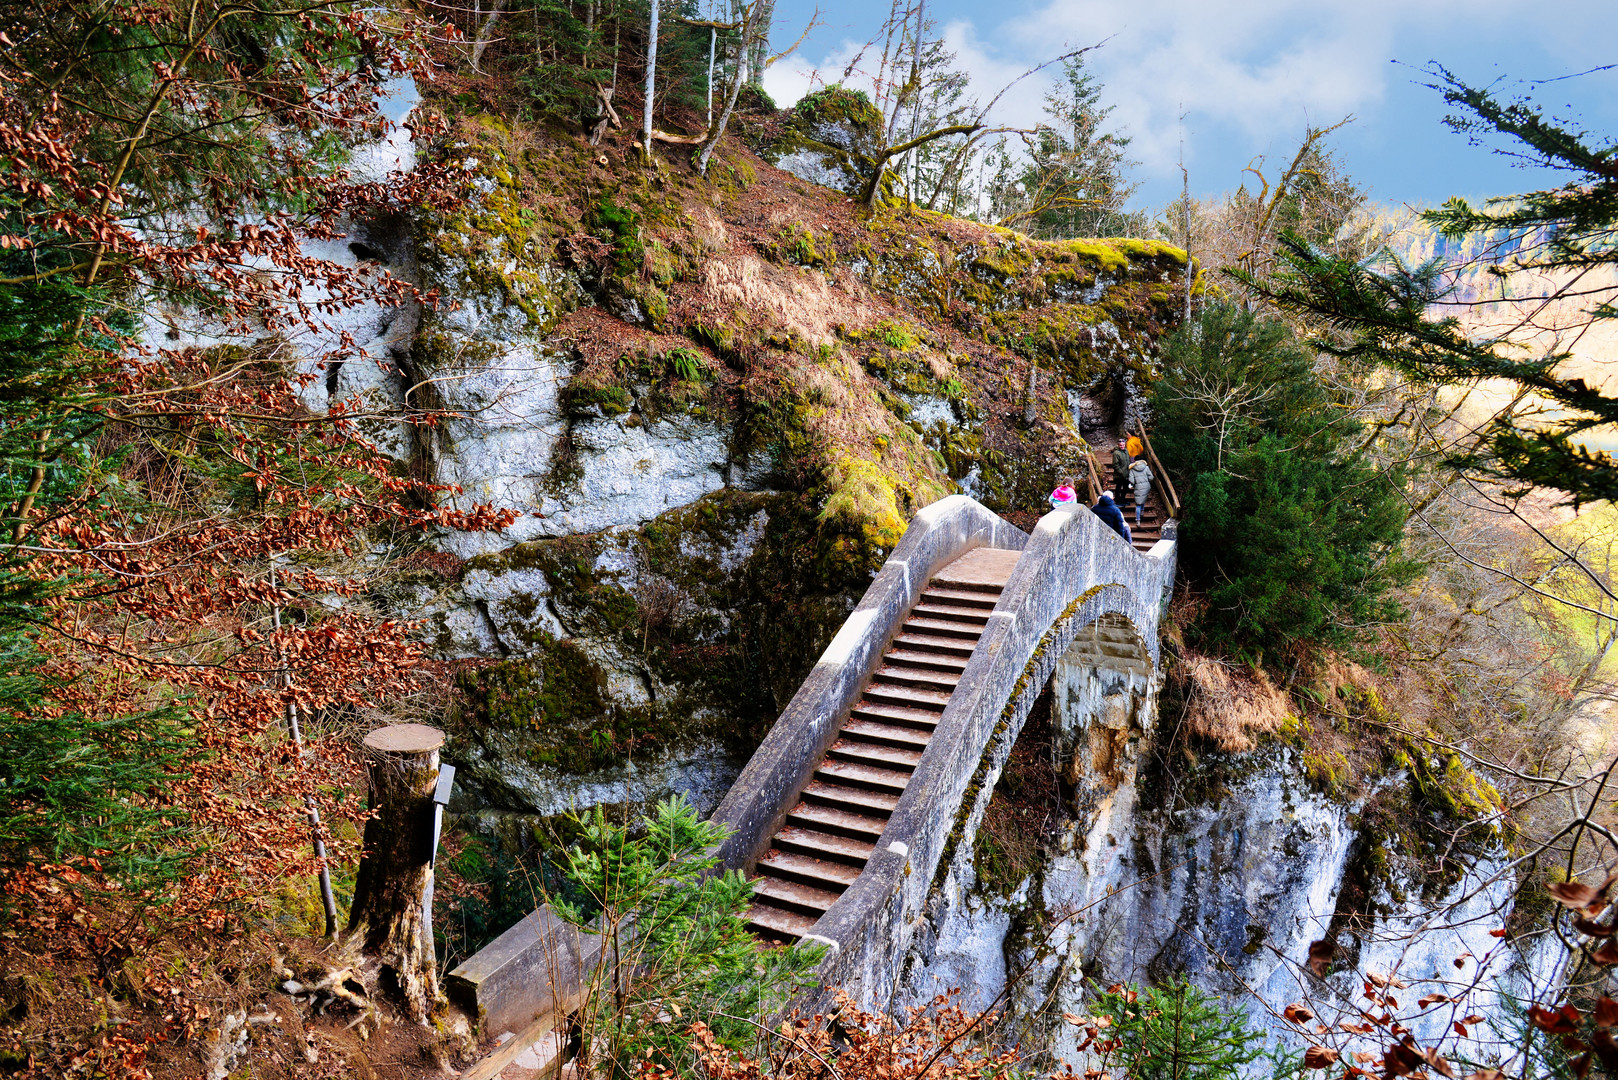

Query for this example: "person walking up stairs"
[1128,457,1153,527]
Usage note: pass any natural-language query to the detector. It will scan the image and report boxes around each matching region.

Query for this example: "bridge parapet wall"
[808,505,1177,1007]
[711,495,1027,873]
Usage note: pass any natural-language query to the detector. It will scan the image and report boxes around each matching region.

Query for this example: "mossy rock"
[762,85,884,196]
[774,222,835,269]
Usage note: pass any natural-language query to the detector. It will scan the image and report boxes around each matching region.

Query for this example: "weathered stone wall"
[895,684,1567,1072]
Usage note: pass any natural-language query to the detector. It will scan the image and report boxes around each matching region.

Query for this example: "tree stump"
[347,723,444,1021]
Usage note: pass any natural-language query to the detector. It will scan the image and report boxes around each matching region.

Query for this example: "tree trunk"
[347,723,444,1022]
[642,0,659,163]
[705,27,716,130]
[1181,161,1192,322]
[746,0,773,87]
[697,23,750,176]
[858,124,982,209]
[471,0,506,72]
[589,84,621,145]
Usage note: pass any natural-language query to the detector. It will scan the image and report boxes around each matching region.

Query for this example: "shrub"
[555,796,821,1077]
[1077,978,1267,1080]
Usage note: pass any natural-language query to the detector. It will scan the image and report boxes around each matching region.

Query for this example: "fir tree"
[1150,302,1418,659]
[989,54,1141,238]
[1088,978,1267,1080]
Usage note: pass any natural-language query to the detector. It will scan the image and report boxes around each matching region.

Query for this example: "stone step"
[910,603,990,625]
[872,665,960,692]
[751,876,842,917]
[746,902,818,941]
[862,683,951,710]
[757,849,861,888]
[883,648,970,672]
[801,780,900,814]
[773,825,875,866]
[902,616,985,640]
[928,576,1004,595]
[786,801,889,840]
[827,738,922,770]
[919,587,999,609]
[841,719,932,749]
[816,759,911,793]
[850,701,943,729]
[890,633,976,658]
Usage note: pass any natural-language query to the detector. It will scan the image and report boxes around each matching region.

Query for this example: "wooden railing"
[1136,419,1180,519]
[1082,447,1105,504]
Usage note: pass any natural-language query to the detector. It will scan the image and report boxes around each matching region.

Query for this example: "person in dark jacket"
[1111,439,1131,496]
[1091,490,1131,544]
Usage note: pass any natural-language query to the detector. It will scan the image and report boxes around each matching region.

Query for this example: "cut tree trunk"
[347,723,445,1022]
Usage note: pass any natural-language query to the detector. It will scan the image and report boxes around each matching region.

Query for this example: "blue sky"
[761,0,1617,214]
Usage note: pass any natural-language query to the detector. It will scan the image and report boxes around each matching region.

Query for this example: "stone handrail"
[710,494,1028,872]
[806,504,1177,1004]
[445,903,606,1039]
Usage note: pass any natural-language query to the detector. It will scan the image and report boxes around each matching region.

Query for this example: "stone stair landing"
[745,546,1020,943]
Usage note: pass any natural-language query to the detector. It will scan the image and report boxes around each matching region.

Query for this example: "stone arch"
[1047,611,1159,804]
[1060,610,1152,676]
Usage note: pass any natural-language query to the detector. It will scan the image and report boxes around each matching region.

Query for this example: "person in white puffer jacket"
[1128,457,1153,525]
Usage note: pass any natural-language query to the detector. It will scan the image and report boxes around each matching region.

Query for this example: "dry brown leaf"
[1548,880,1600,908]
[1303,1047,1339,1069]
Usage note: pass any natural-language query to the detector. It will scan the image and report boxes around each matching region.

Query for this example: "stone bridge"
[449,494,1177,1060]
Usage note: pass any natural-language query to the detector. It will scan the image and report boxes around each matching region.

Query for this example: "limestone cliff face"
[142,90,1543,1040]
[340,109,1192,841]
[896,668,1564,1069]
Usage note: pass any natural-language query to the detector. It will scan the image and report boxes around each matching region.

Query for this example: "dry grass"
[698,253,845,349]
[1179,651,1294,752]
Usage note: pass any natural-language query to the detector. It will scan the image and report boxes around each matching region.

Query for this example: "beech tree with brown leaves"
[0,0,520,1073]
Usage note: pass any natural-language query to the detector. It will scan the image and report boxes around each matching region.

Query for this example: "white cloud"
[1003,0,1426,176]
[765,0,1614,205]
[764,18,1062,126]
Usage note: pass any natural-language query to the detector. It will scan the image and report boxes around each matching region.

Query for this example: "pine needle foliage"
[1086,978,1267,1080]
[1247,66,1618,508]
[555,796,822,1079]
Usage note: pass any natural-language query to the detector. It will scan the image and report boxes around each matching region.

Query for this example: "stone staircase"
[444,496,1178,1058]
[745,547,1022,943]
[1122,486,1168,553]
